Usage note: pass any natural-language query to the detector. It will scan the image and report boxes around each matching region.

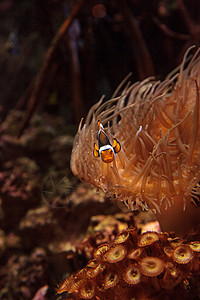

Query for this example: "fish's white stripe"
[99,145,115,159]
[100,145,113,152]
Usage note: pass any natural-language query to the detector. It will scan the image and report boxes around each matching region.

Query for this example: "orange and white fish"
[93,121,121,163]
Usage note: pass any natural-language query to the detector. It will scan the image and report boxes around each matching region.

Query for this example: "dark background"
[0,0,200,129]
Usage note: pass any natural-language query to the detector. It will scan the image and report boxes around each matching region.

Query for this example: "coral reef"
[56,47,200,299]
[4,3,200,298]
[0,157,40,231]
[1,110,123,299]
[71,47,200,234]
[2,43,200,299]
[57,227,200,299]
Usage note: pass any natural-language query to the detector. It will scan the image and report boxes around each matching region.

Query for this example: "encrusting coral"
[57,227,200,299]
[71,46,200,234]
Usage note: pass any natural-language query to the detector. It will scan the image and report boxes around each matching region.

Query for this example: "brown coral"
[57,228,200,299]
[71,46,200,234]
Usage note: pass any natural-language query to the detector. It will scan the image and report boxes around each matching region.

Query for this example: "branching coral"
[57,228,200,299]
[71,46,200,234]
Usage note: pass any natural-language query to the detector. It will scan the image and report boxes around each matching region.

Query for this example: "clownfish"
[93,121,121,163]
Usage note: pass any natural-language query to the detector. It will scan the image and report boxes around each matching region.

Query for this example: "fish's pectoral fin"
[113,138,121,153]
[93,143,100,157]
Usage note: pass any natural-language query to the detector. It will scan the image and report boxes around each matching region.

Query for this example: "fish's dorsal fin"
[98,120,104,131]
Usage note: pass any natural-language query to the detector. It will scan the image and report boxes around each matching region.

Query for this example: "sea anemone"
[103,270,119,289]
[114,231,130,244]
[71,46,200,234]
[78,280,96,299]
[86,261,105,278]
[189,241,200,252]
[138,231,159,247]
[139,257,164,277]
[128,248,143,260]
[104,244,127,263]
[172,244,193,264]
[94,243,109,257]
[123,264,141,285]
